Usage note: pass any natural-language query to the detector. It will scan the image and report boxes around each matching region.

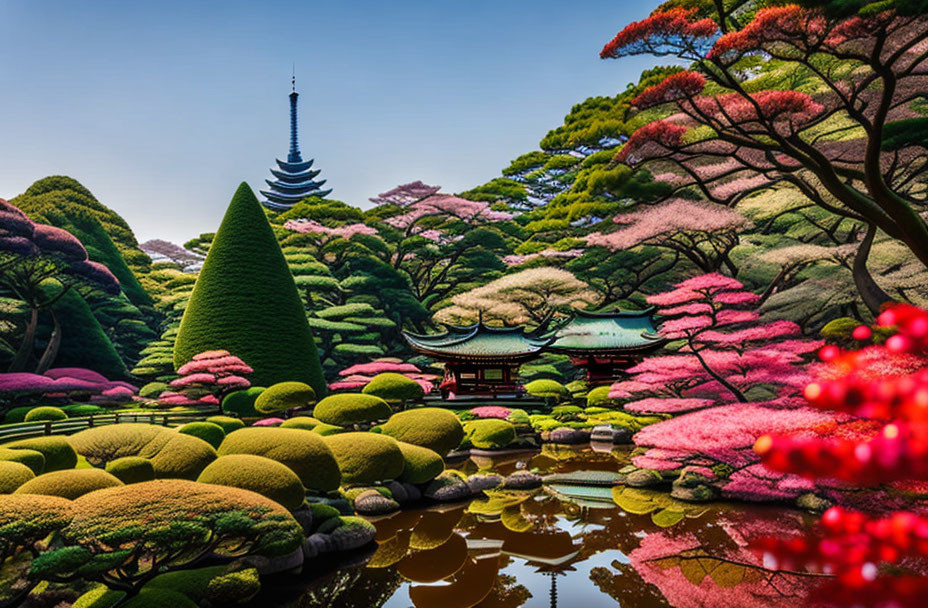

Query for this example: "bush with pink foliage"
[469,406,512,420]
[0,368,137,412]
[157,350,252,408]
[328,359,437,394]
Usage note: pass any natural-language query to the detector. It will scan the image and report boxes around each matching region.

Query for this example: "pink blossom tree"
[612,274,822,413]
[157,350,252,408]
[328,359,437,393]
[586,199,750,276]
[599,4,928,311]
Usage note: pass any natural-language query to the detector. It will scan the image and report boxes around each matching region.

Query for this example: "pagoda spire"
[260,73,333,210]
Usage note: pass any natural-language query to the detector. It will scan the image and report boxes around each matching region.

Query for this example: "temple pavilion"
[548,309,664,384]
[260,76,332,210]
[403,309,664,397]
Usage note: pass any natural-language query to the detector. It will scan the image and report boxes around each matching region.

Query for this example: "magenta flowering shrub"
[469,406,512,420]
[0,369,137,412]
[157,350,252,408]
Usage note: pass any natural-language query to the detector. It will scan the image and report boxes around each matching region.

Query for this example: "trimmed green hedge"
[525,379,569,401]
[221,387,266,418]
[313,393,392,426]
[0,460,35,493]
[15,468,123,499]
[255,381,316,414]
[198,454,305,510]
[279,416,322,431]
[0,447,45,474]
[3,436,77,472]
[105,456,155,484]
[323,432,405,486]
[205,415,246,434]
[361,373,424,404]
[178,422,226,449]
[23,407,68,422]
[396,441,444,485]
[217,427,340,492]
[173,183,326,395]
[463,419,517,450]
[68,424,216,480]
[379,408,464,457]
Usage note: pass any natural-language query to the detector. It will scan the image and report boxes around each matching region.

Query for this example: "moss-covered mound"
[586,385,618,408]
[178,421,226,449]
[525,379,569,401]
[2,436,78,472]
[205,415,246,434]
[15,468,123,499]
[147,565,260,605]
[68,424,216,480]
[105,456,155,484]
[217,427,340,492]
[221,387,266,418]
[379,408,464,457]
[198,454,305,510]
[0,460,35,493]
[313,393,392,426]
[323,432,405,485]
[396,441,444,485]
[255,381,316,414]
[279,416,322,431]
[463,419,517,450]
[362,373,424,404]
[23,406,68,422]
[0,447,45,475]
[173,183,326,395]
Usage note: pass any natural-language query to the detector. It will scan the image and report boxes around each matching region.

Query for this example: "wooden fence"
[0,410,218,443]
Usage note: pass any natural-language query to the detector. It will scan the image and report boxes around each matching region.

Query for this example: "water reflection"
[255,445,823,608]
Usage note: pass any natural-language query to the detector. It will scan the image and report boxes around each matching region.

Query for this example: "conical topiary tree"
[173,183,326,395]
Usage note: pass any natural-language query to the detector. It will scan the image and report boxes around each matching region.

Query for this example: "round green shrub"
[525,379,569,401]
[362,373,424,404]
[311,423,344,436]
[463,419,517,450]
[279,416,322,430]
[323,432,405,485]
[0,447,45,474]
[551,405,583,421]
[3,406,35,423]
[68,424,216,480]
[221,387,266,418]
[105,457,155,484]
[313,393,392,426]
[205,415,246,434]
[3,436,77,471]
[379,408,464,457]
[217,427,340,492]
[586,385,618,408]
[255,381,316,414]
[148,565,260,605]
[60,404,107,417]
[178,421,226,449]
[23,406,68,422]
[15,468,123,499]
[0,460,35,493]
[139,381,169,399]
[396,441,444,485]
[198,454,305,510]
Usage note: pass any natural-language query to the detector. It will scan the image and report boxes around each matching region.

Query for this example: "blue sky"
[0,0,663,244]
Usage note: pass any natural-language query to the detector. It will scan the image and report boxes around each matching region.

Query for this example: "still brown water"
[256,445,821,608]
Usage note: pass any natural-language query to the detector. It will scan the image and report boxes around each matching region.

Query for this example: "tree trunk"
[853,224,894,316]
[8,308,38,372]
[35,309,62,375]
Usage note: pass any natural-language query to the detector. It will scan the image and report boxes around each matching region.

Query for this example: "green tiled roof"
[404,324,551,360]
[549,309,664,353]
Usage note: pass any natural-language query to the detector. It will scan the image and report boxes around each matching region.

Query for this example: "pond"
[253,445,821,608]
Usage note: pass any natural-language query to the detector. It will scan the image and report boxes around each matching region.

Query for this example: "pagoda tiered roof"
[260,82,332,210]
[549,309,665,354]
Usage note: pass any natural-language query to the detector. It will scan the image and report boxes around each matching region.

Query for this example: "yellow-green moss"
[197,454,305,510]
[313,393,392,426]
[379,408,464,457]
[323,432,405,485]
[15,468,123,499]
[396,441,444,485]
[0,460,35,493]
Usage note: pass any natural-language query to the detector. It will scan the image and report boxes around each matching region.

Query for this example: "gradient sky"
[1,0,664,244]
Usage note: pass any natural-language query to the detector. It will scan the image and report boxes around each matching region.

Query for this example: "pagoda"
[548,309,664,384]
[260,76,332,210]
[403,324,552,398]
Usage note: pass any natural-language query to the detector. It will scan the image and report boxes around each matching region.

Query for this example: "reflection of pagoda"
[260,75,332,210]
